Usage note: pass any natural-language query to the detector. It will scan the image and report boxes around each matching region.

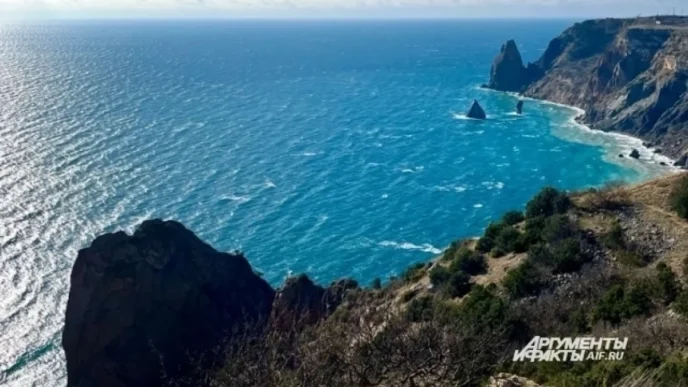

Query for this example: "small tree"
[656,263,679,305]
[502,210,525,226]
[526,187,571,219]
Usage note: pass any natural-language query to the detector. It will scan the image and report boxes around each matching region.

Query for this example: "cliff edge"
[62,220,275,387]
[487,16,688,161]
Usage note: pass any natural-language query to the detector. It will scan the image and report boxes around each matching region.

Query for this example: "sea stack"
[516,100,524,114]
[467,100,487,120]
[629,149,640,159]
[488,40,528,92]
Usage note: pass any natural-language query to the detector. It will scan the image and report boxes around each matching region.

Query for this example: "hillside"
[487,16,688,164]
[61,172,688,387]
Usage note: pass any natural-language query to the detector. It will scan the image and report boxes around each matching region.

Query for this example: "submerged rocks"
[516,100,524,114]
[62,220,275,387]
[629,149,641,159]
[467,100,487,119]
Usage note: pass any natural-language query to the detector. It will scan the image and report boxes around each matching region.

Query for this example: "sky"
[0,0,686,19]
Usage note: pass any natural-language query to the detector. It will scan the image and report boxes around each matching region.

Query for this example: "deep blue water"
[0,20,674,385]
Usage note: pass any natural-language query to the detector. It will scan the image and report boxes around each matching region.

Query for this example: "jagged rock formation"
[487,16,688,159]
[62,220,358,387]
[630,148,641,159]
[62,220,275,387]
[467,100,487,119]
[516,100,524,114]
[272,275,358,329]
[488,40,538,93]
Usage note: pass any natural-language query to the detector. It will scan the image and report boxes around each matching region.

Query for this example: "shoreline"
[478,86,681,181]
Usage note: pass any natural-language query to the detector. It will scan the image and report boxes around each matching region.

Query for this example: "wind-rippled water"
[0,20,674,385]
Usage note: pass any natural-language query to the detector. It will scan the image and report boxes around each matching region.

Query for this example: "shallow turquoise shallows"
[0,20,672,385]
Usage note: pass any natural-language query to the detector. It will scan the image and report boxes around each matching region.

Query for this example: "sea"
[0,19,676,386]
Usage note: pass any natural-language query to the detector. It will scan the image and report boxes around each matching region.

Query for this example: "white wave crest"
[378,240,442,255]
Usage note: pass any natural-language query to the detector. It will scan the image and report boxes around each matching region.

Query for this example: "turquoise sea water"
[0,20,674,385]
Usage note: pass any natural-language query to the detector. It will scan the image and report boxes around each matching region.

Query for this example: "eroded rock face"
[467,100,487,119]
[486,17,688,158]
[488,40,529,93]
[272,275,358,329]
[62,220,275,387]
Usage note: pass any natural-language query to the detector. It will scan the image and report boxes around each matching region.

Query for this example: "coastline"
[478,86,681,182]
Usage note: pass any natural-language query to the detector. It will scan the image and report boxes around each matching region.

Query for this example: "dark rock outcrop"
[467,100,487,119]
[675,154,688,167]
[62,220,275,387]
[272,275,357,329]
[488,40,529,92]
[630,149,641,159]
[516,100,524,114]
[486,16,688,158]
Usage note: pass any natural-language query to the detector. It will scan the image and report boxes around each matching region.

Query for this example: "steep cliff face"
[62,220,275,387]
[488,16,688,159]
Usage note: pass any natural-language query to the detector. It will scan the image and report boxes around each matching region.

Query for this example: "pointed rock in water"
[467,100,487,120]
[516,100,524,114]
[488,40,529,92]
[629,149,641,159]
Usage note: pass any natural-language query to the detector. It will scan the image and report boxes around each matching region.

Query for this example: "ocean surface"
[0,20,675,385]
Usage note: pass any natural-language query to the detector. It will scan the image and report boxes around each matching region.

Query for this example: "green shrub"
[429,266,451,287]
[401,289,418,303]
[656,263,679,305]
[527,244,555,267]
[502,210,525,226]
[405,296,436,322]
[525,187,571,219]
[476,222,507,253]
[503,261,543,298]
[450,249,487,276]
[475,236,495,253]
[594,284,652,325]
[551,238,588,274]
[458,285,508,329]
[513,234,531,254]
[442,240,463,262]
[541,214,576,243]
[523,215,546,244]
[494,226,522,253]
[593,285,625,325]
[445,271,472,298]
[491,247,506,258]
[669,175,688,219]
[602,222,625,250]
[674,291,688,319]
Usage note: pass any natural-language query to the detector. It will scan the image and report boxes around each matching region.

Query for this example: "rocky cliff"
[62,220,356,387]
[62,220,275,387]
[487,16,688,161]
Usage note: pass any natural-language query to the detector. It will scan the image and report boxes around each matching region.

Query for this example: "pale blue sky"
[0,0,686,19]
